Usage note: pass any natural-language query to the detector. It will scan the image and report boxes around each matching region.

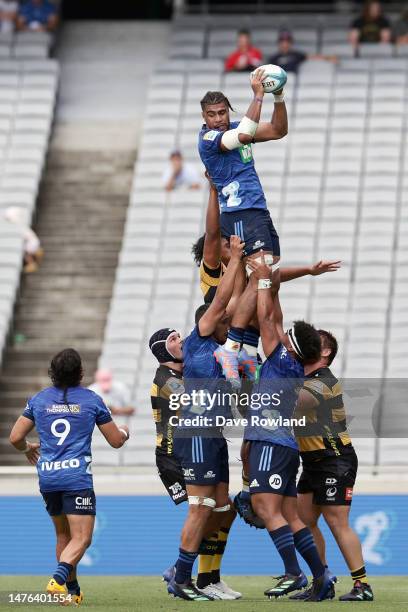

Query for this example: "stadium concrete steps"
[0,150,134,464]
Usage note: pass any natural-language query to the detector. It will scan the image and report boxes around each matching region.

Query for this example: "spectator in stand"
[0,0,18,33]
[88,369,135,417]
[394,7,408,45]
[269,30,337,74]
[4,207,44,273]
[224,29,262,72]
[17,0,59,32]
[162,150,201,192]
[349,0,391,48]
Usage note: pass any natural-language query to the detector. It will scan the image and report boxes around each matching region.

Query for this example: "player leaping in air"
[198,68,286,385]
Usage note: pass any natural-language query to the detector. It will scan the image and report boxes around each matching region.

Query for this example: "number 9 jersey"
[198,121,267,213]
[23,386,112,492]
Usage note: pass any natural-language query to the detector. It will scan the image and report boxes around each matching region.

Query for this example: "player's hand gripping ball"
[251,64,287,93]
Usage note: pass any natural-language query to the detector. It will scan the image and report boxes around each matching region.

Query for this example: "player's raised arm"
[220,67,267,151]
[199,235,244,336]
[202,173,222,268]
[280,260,342,283]
[248,252,282,356]
[252,86,288,143]
[98,421,129,449]
[9,415,40,465]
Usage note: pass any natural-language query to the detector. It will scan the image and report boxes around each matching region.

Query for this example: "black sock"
[211,569,220,584]
[53,562,73,586]
[293,527,325,579]
[66,579,80,596]
[351,566,368,584]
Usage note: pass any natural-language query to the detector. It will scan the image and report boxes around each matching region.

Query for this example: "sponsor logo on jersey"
[183,468,195,480]
[203,130,218,141]
[325,478,337,485]
[204,470,215,478]
[40,458,80,471]
[345,487,353,501]
[250,479,260,487]
[326,487,337,498]
[269,474,282,489]
[252,240,265,250]
[239,143,253,163]
[47,404,81,414]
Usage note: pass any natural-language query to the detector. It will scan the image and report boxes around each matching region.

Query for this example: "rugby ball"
[251,64,287,94]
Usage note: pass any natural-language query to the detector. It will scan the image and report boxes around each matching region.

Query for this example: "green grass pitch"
[0,576,406,610]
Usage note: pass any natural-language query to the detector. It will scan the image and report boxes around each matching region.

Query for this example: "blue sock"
[293,527,325,579]
[66,579,80,595]
[269,526,301,576]
[240,489,250,501]
[175,548,198,584]
[243,326,260,348]
[227,327,244,347]
[53,562,73,586]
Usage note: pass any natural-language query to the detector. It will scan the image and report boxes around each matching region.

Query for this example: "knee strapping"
[213,504,231,513]
[188,496,216,508]
[246,254,280,277]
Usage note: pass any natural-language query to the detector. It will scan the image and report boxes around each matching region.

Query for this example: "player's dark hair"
[318,329,338,365]
[192,233,205,266]
[200,91,234,112]
[238,28,251,37]
[195,303,211,324]
[49,348,83,389]
[293,320,321,364]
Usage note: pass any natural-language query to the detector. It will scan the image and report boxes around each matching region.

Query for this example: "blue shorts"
[173,435,229,486]
[41,489,96,516]
[248,440,299,497]
[220,208,280,257]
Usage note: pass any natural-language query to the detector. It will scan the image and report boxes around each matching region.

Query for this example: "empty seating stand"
[98,15,408,468]
[0,59,59,368]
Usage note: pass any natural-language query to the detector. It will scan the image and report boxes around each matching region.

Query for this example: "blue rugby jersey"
[180,325,233,425]
[23,386,112,492]
[244,343,304,449]
[198,121,267,213]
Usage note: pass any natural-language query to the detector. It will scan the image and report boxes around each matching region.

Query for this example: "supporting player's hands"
[24,441,40,465]
[310,260,342,276]
[119,425,130,441]
[229,235,245,261]
[247,250,272,280]
[250,67,266,97]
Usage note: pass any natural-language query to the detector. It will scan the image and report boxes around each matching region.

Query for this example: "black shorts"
[297,449,358,506]
[220,208,280,257]
[248,440,299,497]
[173,435,229,486]
[156,452,188,505]
[41,489,96,516]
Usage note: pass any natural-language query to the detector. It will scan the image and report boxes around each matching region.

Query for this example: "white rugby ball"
[251,64,287,94]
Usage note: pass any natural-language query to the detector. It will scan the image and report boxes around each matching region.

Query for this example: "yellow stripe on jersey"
[199,260,225,302]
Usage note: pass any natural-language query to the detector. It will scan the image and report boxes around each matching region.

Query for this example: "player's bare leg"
[51,515,83,604]
[297,493,326,563]
[47,515,94,601]
[234,440,266,529]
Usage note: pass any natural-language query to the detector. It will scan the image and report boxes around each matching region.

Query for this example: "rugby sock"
[53,562,73,586]
[269,526,301,576]
[197,534,217,589]
[175,548,198,584]
[241,472,250,501]
[211,526,230,584]
[242,326,260,355]
[293,527,325,579]
[225,327,244,352]
[351,566,368,584]
[66,579,80,596]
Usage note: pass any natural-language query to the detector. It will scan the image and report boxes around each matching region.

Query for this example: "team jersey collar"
[306,366,331,379]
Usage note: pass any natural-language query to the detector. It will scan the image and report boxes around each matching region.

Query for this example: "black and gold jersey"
[150,365,184,456]
[294,367,353,463]
[199,259,225,303]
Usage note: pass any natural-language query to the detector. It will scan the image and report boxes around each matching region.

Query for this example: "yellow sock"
[197,533,218,589]
[211,527,230,583]
[351,566,368,584]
